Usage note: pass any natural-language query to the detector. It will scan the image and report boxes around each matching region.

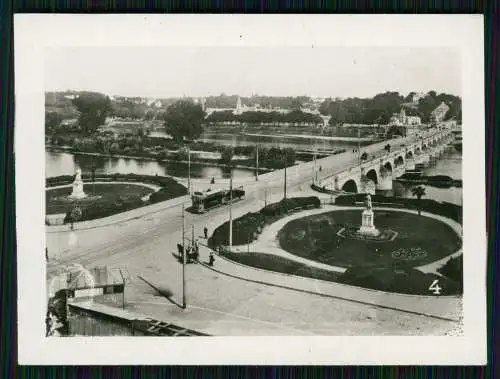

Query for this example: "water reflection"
[378,146,463,206]
[45,151,257,180]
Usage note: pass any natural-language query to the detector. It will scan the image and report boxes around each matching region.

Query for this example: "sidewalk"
[46,194,191,233]
[195,206,463,321]
[199,246,461,321]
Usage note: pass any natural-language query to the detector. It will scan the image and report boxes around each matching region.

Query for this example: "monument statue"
[366,194,372,210]
[358,193,379,237]
[68,167,87,200]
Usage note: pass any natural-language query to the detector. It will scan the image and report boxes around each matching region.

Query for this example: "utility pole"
[264,189,268,207]
[181,203,186,309]
[187,145,191,194]
[229,174,233,250]
[255,144,259,181]
[357,125,361,165]
[191,224,195,249]
[284,149,288,199]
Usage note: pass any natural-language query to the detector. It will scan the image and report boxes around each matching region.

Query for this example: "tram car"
[191,187,245,213]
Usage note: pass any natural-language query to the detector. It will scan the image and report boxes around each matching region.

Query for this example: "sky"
[44,46,461,99]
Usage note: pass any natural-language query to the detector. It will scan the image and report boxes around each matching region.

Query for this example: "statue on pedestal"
[69,167,87,200]
[358,194,379,237]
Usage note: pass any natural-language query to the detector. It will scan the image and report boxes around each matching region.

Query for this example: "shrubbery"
[208,196,321,248]
[438,254,463,289]
[334,194,462,224]
[260,196,320,217]
[220,251,341,283]
[337,264,462,295]
[47,174,188,223]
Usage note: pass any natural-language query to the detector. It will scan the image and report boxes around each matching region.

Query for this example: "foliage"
[72,92,112,134]
[205,109,323,126]
[437,254,463,286]
[219,251,341,282]
[411,185,426,215]
[334,194,462,224]
[319,91,461,125]
[337,265,462,295]
[208,196,321,248]
[219,146,234,163]
[278,209,461,268]
[163,100,206,142]
[46,174,187,222]
[45,111,62,133]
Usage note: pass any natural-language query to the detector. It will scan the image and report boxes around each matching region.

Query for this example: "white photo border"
[15,14,486,365]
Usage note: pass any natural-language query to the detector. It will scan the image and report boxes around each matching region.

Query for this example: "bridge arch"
[365,168,378,184]
[394,156,404,167]
[405,151,413,159]
[383,161,393,172]
[415,147,421,155]
[341,179,358,193]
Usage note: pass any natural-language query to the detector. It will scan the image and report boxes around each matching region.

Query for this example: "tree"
[220,146,234,164]
[45,111,62,133]
[411,186,426,215]
[163,100,205,142]
[72,92,112,134]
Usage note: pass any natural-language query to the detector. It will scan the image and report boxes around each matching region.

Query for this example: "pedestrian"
[210,177,215,184]
[204,226,208,239]
[209,252,215,266]
[45,247,48,262]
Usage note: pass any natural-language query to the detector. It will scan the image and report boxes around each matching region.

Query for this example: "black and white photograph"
[15,15,486,365]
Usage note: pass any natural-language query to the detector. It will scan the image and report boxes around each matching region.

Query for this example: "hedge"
[208,196,321,248]
[220,251,341,282]
[48,174,188,223]
[437,254,463,288]
[337,264,462,295]
[334,194,462,224]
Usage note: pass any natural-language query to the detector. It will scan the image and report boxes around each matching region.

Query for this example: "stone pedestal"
[68,169,87,200]
[358,209,380,236]
[405,159,415,170]
[376,173,393,190]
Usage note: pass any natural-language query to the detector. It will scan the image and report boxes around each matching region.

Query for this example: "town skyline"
[45,46,461,99]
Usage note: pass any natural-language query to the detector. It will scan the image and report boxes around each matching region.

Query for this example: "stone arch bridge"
[316,129,454,194]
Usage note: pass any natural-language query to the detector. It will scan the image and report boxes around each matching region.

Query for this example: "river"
[45,138,462,205]
[150,130,371,152]
[388,145,462,205]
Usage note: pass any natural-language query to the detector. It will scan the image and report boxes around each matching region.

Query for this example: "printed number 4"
[428,279,442,295]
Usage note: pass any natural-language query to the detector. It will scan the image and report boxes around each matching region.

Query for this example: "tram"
[191,187,245,213]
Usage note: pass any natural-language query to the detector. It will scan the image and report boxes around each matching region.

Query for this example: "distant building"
[389,108,421,126]
[411,92,426,104]
[430,101,450,123]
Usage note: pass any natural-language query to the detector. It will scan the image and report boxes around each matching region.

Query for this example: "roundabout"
[220,203,463,296]
[277,209,461,269]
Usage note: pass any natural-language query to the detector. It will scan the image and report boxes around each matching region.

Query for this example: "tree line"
[319,91,461,126]
[205,109,323,125]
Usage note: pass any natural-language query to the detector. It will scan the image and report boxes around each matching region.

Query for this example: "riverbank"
[242,132,375,142]
[45,146,273,173]
[395,174,462,189]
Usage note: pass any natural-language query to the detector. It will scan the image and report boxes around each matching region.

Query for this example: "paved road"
[46,128,459,335]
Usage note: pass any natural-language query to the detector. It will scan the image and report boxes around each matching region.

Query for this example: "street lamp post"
[284,149,287,199]
[229,173,233,250]
[181,203,186,309]
[187,145,191,194]
[255,144,259,181]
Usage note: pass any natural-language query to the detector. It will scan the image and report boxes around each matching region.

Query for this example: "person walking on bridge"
[204,226,208,239]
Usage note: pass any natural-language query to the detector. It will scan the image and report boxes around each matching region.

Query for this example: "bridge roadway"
[46,127,459,336]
